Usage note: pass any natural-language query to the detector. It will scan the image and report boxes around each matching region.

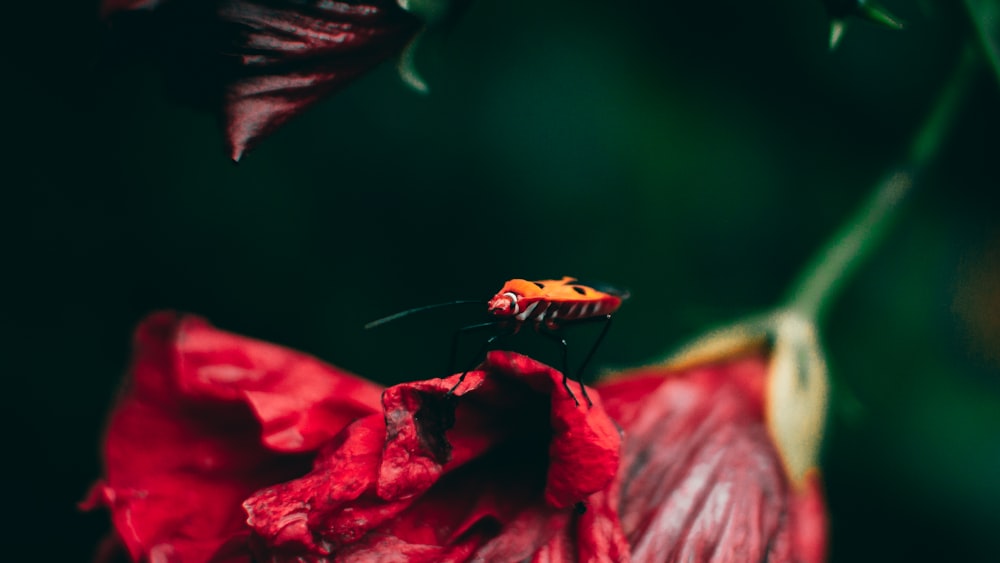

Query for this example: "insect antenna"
[364,300,484,329]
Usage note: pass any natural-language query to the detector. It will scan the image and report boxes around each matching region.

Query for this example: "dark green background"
[4,0,999,561]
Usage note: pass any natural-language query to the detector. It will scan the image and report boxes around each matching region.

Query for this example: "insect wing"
[535,277,629,303]
[571,279,631,301]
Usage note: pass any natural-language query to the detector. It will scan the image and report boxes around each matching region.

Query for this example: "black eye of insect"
[572,286,586,295]
[534,282,545,289]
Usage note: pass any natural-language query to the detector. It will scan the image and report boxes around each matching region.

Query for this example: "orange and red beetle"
[366,276,628,406]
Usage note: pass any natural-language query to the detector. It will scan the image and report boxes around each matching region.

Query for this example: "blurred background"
[3,0,999,560]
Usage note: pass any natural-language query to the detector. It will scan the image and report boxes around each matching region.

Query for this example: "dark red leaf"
[100,0,421,160]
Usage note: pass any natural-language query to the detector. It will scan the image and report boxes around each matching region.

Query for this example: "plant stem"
[784,43,980,325]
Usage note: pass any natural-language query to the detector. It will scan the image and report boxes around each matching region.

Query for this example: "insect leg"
[576,314,613,380]
[560,314,614,407]
[537,328,582,407]
[450,321,501,375]
[446,329,509,397]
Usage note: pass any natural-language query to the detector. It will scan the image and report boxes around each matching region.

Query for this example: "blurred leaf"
[823,0,903,49]
[966,0,1000,84]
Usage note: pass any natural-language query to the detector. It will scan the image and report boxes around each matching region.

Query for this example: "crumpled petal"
[82,312,383,563]
[245,351,627,562]
[165,313,384,451]
[101,0,421,160]
[597,354,828,563]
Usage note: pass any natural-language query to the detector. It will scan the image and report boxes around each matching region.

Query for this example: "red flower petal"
[790,470,828,563]
[598,355,828,563]
[218,0,419,160]
[481,353,622,509]
[101,0,420,160]
[515,486,630,562]
[245,351,626,561]
[83,312,383,563]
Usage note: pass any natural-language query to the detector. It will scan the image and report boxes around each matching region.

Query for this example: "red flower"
[101,0,423,160]
[84,313,625,562]
[84,313,827,562]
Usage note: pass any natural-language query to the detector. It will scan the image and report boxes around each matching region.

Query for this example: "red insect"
[486,276,625,327]
[366,276,628,406]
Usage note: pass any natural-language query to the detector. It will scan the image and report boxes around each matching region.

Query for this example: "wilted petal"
[82,312,383,563]
[598,354,827,563]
